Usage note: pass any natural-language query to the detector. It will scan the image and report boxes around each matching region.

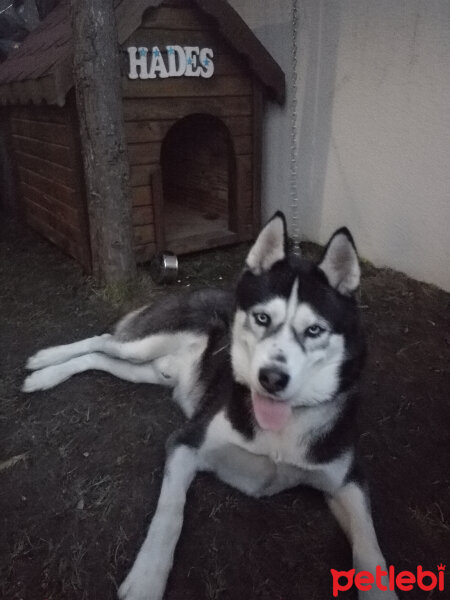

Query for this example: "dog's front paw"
[117,575,147,600]
[117,573,164,600]
[118,566,165,600]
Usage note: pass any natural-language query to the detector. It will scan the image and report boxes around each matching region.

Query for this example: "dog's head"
[231,212,365,431]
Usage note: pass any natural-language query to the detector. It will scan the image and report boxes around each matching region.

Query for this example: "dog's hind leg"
[327,481,398,600]
[118,444,199,600]
[22,353,175,393]
[27,332,204,371]
[26,334,114,370]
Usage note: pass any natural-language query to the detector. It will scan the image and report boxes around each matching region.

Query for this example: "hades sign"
[127,46,214,79]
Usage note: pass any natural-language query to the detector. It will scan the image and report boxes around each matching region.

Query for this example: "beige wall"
[230,0,450,291]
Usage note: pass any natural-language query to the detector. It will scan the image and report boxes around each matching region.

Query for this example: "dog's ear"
[246,212,287,274]
[318,228,360,295]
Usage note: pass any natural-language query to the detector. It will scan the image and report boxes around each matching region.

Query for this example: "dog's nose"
[258,367,290,394]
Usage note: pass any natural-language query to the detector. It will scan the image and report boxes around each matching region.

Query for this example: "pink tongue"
[251,392,292,431]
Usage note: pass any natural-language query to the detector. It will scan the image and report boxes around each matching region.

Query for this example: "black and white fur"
[23,213,397,600]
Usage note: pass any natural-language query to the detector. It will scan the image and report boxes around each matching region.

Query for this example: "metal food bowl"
[149,251,179,284]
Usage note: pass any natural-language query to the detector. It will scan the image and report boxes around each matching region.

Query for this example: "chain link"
[290,0,301,253]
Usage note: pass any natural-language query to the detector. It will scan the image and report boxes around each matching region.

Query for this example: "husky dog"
[23,213,397,600]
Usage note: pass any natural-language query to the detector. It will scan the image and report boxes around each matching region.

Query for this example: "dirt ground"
[1,218,449,600]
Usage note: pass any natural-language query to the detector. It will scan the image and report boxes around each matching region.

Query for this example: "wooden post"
[70,0,136,283]
[0,107,19,218]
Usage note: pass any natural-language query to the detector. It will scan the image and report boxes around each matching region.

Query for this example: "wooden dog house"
[0,0,285,270]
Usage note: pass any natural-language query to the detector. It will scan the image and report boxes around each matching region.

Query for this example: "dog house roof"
[0,0,285,106]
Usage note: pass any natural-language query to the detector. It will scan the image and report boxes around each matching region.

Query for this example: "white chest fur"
[204,402,340,470]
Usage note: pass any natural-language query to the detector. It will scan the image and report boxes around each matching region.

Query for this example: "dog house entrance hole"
[161,114,236,252]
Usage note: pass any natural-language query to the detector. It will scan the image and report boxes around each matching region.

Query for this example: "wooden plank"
[166,185,228,216]
[12,75,58,107]
[26,213,82,263]
[130,164,158,187]
[233,134,252,156]
[14,150,76,188]
[159,0,189,6]
[212,53,248,77]
[142,7,205,30]
[132,205,154,225]
[235,154,253,240]
[123,96,252,121]
[27,212,67,247]
[13,135,72,168]
[128,142,161,165]
[134,242,157,263]
[237,155,253,196]
[127,28,217,49]
[11,119,70,146]
[20,181,78,224]
[125,120,174,144]
[12,105,68,125]
[122,74,251,99]
[18,167,76,205]
[252,78,263,234]
[132,185,152,206]
[25,198,80,238]
[166,230,239,255]
[125,115,252,144]
[223,116,252,136]
[0,108,21,218]
[167,169,227,193]
[151,167,165,253]
[133,223,155,245]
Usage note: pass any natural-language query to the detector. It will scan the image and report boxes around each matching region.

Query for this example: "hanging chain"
[289,0,301,254]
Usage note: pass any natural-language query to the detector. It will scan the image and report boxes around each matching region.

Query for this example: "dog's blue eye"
[305,324,324,337]
[254,312,271,327]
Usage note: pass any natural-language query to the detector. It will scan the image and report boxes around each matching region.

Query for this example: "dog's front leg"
[327,481,398,600]
[118,444,199,600]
